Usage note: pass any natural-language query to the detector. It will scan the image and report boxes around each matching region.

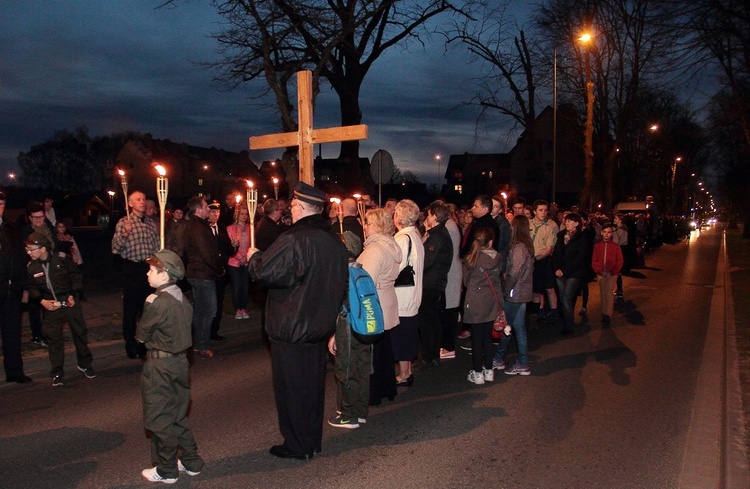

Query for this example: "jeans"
[556,277,581,331]
[495,301,528,366]
[188,278,217,351]
[227,266,249,311]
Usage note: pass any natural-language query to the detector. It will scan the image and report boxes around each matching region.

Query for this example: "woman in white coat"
[391,200,424,386]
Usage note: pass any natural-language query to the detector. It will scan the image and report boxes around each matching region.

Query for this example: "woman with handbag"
[391,200,424,386]
[493,215,534,376]
[462,227,502,385]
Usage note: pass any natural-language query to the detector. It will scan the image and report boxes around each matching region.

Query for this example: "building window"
[454,184,463,194]
[198,178,203,186]
[321,174,330,181]
[489,171,493,178]
[454,171,463,180]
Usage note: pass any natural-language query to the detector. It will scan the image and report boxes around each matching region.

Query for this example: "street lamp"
[107,190,115,211]
[671,156,682,189]
[579,31,595,209]
[435,154,442,190]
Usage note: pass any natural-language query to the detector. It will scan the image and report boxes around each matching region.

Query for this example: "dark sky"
[1,1,526,186]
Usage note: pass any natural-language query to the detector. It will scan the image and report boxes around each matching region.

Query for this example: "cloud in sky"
[0,1,519,184]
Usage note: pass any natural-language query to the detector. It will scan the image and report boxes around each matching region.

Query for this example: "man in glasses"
[247,182,349,461]
[25,232,94,387]
[21,201,57,348]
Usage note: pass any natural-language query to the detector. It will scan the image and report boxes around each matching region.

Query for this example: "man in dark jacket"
[247,182,348,461]
[460,195,500,258]
[184,196,223,359]
[1,193,32,383]
[418,201,453,367]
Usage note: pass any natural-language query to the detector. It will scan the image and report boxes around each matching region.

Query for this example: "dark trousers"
[439,306,459,352]
[334,316,371,420]
[418,288,443,362]
[141,356,203,478]
[469,321,494,372]
[271,340,328,456]
[211,275,228,336]
[43,303,93,377]
[1,295,25,378]
[122,260,151,356]
[370,329,397,405]
[25,301,43,339]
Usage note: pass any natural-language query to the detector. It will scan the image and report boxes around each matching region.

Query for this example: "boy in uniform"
[25,232,94,386]
[137,250,204,484]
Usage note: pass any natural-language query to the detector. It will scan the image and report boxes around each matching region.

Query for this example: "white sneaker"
[483,369,494,382]
[177,460,201,476]
[141,467,177,484]
[467,370,485,385]
[235,310,243,320]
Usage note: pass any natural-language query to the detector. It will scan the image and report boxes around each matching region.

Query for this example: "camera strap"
[41,263,59,303]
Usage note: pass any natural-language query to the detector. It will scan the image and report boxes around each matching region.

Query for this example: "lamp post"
[634,123,659,196]
[579,32,594,209]
[435,154,442,190]
[552,46,558,204]
[154,165,168,250]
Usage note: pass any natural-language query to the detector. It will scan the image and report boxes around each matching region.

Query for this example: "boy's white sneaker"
[467,370,485,385]
[178,459,201,476]
[483,369,494,382]
[141,467,177,484]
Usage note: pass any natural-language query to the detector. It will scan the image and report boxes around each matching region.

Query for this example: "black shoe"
[211,334,226,341]
[269,444,313,460]
[396,375,413,387]
[30,336,49,348]
[6,375,33,383]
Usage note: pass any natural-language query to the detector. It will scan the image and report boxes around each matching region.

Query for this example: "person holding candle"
[227,206,252,319]
[112,191,159,359]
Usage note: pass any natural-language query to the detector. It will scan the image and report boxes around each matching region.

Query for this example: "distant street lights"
[435,154,442,190]
[107,190,115,211]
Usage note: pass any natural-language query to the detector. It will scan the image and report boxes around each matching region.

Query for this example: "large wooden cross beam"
[249,70,368,185]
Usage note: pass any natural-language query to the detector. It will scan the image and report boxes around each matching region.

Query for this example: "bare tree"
[536,0,686,209]
[204,0,468,166]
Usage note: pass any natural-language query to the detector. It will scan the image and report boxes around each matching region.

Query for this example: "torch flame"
[155,165,166,176]
[235,194,242,204]
[246,180,254,188]
[118,169,125,177]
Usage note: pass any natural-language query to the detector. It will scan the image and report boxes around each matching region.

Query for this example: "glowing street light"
[579,31,595,209]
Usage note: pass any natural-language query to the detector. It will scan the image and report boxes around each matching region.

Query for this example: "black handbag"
[394,235,415,287]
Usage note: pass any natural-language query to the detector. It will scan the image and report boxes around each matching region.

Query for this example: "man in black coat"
[184,196,223,359]
[0,193,32,383]
[460,195,501,258]
[247,182,348,461]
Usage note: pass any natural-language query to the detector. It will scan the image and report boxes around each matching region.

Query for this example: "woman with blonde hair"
[391,199,424,386]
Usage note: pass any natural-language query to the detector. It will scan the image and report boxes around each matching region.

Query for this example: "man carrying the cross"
[246,182,349,460]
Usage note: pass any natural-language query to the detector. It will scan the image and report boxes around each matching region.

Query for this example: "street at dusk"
[1,224,746,488]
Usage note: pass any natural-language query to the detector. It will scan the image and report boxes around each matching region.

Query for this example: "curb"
[678,229,749,488]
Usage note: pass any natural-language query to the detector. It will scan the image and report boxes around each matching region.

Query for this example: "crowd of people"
[1,182,652,483]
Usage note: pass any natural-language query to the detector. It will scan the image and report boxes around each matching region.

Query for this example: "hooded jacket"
[357,232,402,330]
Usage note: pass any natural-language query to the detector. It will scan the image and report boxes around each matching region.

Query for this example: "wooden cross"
[249,70,368,185]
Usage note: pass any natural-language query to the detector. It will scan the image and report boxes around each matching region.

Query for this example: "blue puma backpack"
[343,262,385,344]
